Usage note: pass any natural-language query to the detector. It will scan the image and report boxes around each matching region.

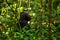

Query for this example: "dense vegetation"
[0,0,60,40]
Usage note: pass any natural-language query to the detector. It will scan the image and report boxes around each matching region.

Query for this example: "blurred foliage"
[0,0,60,40]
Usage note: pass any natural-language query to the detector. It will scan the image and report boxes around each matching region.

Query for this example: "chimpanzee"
[18,11,32,30]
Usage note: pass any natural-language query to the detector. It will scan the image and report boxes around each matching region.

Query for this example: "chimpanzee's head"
[20,11,32,21]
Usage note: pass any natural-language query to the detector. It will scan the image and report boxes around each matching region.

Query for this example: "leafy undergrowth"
[0,28,41,40]
[0,26,59,40]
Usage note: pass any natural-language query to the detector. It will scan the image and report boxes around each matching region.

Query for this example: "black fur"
[18,11,32,30]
